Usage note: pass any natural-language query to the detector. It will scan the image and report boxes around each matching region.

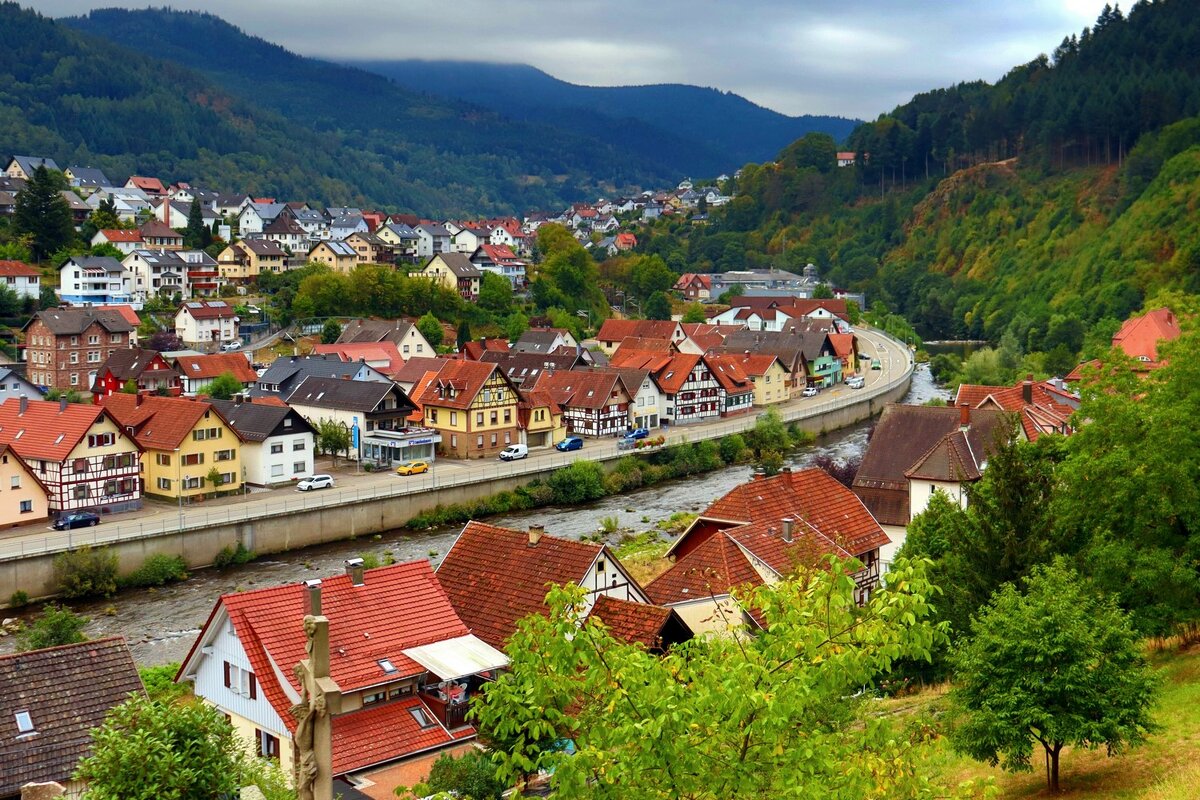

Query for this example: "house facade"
[0,260,41,300]
[57,256,137,307]
[420,253,482,302]
[530,370,632,438]
[22,307,136,391]
[90,348,181,403]
[285,377,432,465]
[176,301,240,347]
[417,360,520,459]
[0,444,50,527]
[210,397,317,487]
[174,353,258,396]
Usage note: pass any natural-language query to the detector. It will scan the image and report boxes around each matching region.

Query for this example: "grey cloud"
[28,0,1106,118]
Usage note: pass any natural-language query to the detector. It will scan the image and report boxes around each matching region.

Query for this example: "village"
[0,150,1188,800]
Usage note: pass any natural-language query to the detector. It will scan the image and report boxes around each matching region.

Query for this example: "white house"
[175,300,240,347]
[414,224,452,258]
[57,256,137,308]
[237,203,286,236]
[86,187,152,222]
[451,227,489,254]
[0,260,41,301]
[209,397,316,487]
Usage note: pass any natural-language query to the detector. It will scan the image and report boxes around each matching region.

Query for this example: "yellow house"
[419,252,481,301]
[0,444,49,527]
[739,354,791,405]
[306,240,358,273]
[101,394,245,501]
[217,239,287,282]
[519,388,566,450]
[417,360,520,458]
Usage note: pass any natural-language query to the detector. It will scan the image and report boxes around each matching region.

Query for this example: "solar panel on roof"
[186,302,201,308]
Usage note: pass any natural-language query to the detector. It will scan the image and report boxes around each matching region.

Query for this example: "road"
[0,326,912,562]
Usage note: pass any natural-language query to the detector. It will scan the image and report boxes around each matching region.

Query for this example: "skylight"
[378,658,397,674]
[15,710,33,734]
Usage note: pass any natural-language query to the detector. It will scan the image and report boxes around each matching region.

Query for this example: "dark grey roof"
[209,398,315,442]
[8,155,60,174]
[67,165,111,187]
[93,348,177,386]
[285,375,413,414]
[336,318,415,345]
[512,329,565,354]
[385,222,417,238]
[250,355,385,399]
[26,306,135,335]
[244,202,286,220]
[429,252,482,278]
[325,207,362,219]
[238,238,286,256]
[417,224,450,237]
[0,637,144,796]
[392,356,449,386]
[481,350,585,386]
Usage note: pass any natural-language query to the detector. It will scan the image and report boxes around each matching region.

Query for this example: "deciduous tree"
[18,603,89,651]
[206,371,244,401]
[416,312,444,348]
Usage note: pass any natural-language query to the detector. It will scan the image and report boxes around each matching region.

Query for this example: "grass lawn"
[883,644,1200,798]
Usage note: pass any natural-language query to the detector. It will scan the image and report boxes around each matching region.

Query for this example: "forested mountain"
[348,60,859,177]
[1,5,670,214]
[638,0,1200,363]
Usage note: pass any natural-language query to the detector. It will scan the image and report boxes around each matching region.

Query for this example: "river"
[0,365,946,666]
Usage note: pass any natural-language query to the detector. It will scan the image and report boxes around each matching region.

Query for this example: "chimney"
[1022,374,1033,405]
[304,578,322,616]
[781,466,792,474]
[134,393,143,408]
[781,517,794,543]
[233,393,243,406]
[59,396,68,412]
[528,524,545,547]
[18,395,27,415]
[959,403,970,430]
[344,557,365,586]
[752,469,765,481]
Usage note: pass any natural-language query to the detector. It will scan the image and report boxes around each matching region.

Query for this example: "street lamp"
[173,446,183,534]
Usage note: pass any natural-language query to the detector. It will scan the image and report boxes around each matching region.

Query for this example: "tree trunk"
[1047,742,1063,793]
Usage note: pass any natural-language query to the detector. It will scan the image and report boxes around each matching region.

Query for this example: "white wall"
[242,431,315,486]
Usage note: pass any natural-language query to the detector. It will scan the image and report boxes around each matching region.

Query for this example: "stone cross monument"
[292,614,341,800]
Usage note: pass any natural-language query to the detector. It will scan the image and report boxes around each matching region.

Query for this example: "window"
[88,433,115,448]
[429,409,438,423]
[69,373,79,386]
[504,409,512,423]
[450,411,457,426]
[69,352,78,364]
[476,435,483,448]
[70,336,78,346]
[270,464,285,478]
[215,449,235,462]
[9,475,18,489]
[293,461,305,473]
[389,684,414,699]
[490,411,498,425]
[15,711,33,734]
[219,471,235,485]
[450,434,457,448]
[156,453,171,466]
[104,480,118,496]
[490,433,497,446]
[505,431,511,444]
[111,333,122,343]
[597,559,606,573]
[256,729,279,761]
[183,476,203,490]
[270,442,283,454]
[74,485,89,500]
[409,706,436,729]
[193,427,222,441]
[182,453,203,466]
[19,500,32,514]
[103,453,135,470]
[363,691,386,706]
[476,412,484,425]
[88,351,100,363]
[88,335,99,345]
[157,477,171,491]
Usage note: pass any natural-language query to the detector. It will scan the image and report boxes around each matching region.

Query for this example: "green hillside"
[0,3,669,214]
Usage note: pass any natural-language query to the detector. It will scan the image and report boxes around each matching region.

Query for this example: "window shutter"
[223,661,231,688]
[248,673,257,700]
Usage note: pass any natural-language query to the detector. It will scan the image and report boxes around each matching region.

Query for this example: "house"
[459,337,510,361]
[285,377,432,466]
[251,355,391,402]
[1112,307,1182,370]
[595,319,687,355]
[609,349,722,425]
[237,202,286,235]
[253,213,310,254]
[516,387,566,449]
[649,468,891,633]
[60,191,92,224]
[414,224,452,258]
[680,322,743,352]
[5,155,60,180]
[733,353,791,405]
[328,214,368,241]
[598,367,662,430]
[337,318,434,360]
[123,249,188,301]
[173,353,259,396]
[125,175,165,197]
[954,376,1077,441]
[450,226,490,254]
[181,249,223,297]
[209,397,317,487]
[585,595,693,652]
[615,232,637,251]
[102,394,246,501]
[511,327,579,354]
[717,329,832,387]
[837,151,857,167]
[138,220,184,250]
[529,369,633,437]
[312,342,404,376]
[392,356,451,395]
[851,404,1009,561]
[154,198,218,229]
[0,637,143,799]
[57,256,137,307]
[307,240,358,273]
[86,187,151,222]
[0,259,41,300]
[376,222,419,261]
[217,239,287,283]
[344,231,394,265]
[0,190,15,218]
[703,353,755,416]
[175,301,240,348]
[437,521,652,649]
[0,367,43,404]
[22,307,136,391]
[0,444,49,527]
[90,228,144,255]
[287,206,328,239]
[416,360,520,459]
[177,561,508,785]
[479,350,586,389]
[673,273,712,301]
[469,244,527,289]
[90,347,181,402]
[0,397,142,515]
[420,253,482,302]
[828,332,860,376]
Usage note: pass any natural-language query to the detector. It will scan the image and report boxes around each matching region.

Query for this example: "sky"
[27,0,1108,119]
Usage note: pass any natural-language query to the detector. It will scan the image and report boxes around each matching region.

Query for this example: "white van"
[499,444,528,461]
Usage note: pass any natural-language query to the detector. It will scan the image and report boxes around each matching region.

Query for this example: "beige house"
[419,253,482,301]
[0,444,50,527]
[217,240,287,283]
[306,240,358,273]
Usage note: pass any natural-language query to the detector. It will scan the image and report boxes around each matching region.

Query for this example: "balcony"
[420,687,471,730]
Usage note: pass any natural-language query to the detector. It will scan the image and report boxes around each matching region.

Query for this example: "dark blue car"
[555,436,584,452]
[628,428,650,439]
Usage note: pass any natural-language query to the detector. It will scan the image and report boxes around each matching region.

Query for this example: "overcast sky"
[29,1,1107,119]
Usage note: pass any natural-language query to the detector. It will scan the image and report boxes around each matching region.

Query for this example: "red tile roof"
[680,322,738,351]
[102,394,240,450]
[174,353,259,383]
[101,304,141,326]
[586,595,681,649]
[460,338,510,361]
[687,467,889,557]
[180,300,237,320]
[954,378,1076,441]
[0,260,40,277]
[596,319,678,344]
[312,342,404,374]
[905,430,982,482]
[96,229,143,243]
[417,360,506,410]
[528,369,625,410]
[330,696,475,775]
[0,398,131,462]
[732,353,783,378]
[436,521,603,648]
[652,352,702,394]
[828,333,856,359]
[645,532,761,605]
[703,353,753,393]
[127,175,165,193]
[1112,307,1182,366]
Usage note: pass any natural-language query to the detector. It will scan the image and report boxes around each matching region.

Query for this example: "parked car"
[626,427,650,439]
[221,340,242,351]
[499,444,529,461]
[555,436,584,452]
[395,460,429,476]
[802,386,819,397]
[296,474,334,491]
[52,511,99,530]
[618,435,638,450]
[847,376,865,389]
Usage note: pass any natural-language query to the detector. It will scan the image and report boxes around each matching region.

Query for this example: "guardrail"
[0,328,913,562]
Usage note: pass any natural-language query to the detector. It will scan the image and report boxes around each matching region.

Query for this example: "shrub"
[358,552,380,569]
[8,589,29,608]
[746,408,791,454]
[139,663,190,703]
[54,545,119,599]
[212,543,256,569]
[18,603,89,651]
[757,449,785,476]
[599,516,620,534]
[547,461,606,504]
[122,554,188,588]
[719,434,748,464]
